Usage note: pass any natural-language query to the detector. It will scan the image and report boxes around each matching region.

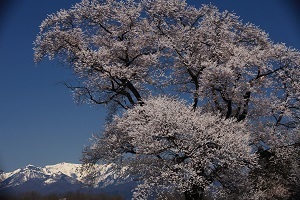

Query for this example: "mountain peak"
[23,164,40,170]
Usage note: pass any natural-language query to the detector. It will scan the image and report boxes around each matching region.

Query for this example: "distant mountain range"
[0,162,135,198]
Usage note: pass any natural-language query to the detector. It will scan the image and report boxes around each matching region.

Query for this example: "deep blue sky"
[0,0,299,172]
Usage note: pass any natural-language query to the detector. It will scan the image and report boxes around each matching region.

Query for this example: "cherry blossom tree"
[34,0,300,199]
[34,0,160,112]
[82,96,256,199]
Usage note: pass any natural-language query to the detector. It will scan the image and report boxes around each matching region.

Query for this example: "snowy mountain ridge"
[0,162,134,196]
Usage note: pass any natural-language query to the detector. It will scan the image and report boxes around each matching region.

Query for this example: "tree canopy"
[34,0,300,199]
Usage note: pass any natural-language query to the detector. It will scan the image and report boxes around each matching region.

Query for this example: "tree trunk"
[120,78,144,105]
[184,185,204,200]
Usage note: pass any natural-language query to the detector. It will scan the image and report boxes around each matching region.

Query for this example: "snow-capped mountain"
[0,162,134,197]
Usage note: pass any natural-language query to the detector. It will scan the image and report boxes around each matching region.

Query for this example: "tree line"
[0,191,123,200]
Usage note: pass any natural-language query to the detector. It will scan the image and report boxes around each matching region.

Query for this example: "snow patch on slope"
[0,162,122,189]
[43,162,81,180]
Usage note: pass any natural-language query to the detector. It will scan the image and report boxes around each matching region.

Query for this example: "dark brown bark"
[184,185,204,200]
[187,69,200,111]
[237,91,251,121]
[121,79,143,105]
